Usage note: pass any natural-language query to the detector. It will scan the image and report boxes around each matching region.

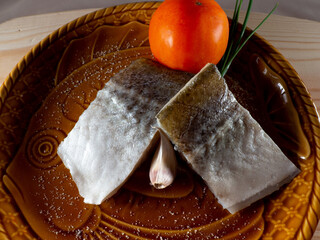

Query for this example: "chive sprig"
[218,0,278,77]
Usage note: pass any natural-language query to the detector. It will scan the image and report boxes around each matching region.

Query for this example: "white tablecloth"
[1,0,319,24]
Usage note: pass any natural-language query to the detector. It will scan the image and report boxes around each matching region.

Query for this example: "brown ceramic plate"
[0,2,319,240]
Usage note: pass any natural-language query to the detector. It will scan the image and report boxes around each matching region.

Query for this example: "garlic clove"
[149,129,177,189]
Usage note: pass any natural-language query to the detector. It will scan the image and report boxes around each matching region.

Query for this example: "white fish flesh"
[156,63,300,213]
[57,59,192,204]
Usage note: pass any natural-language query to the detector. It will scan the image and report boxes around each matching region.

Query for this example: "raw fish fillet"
[156,63,300,213]
[58,59,192,204]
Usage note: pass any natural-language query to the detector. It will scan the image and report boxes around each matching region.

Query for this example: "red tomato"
[149,0,229,73]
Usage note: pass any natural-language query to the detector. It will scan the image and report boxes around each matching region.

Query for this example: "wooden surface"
[0,8,319,239]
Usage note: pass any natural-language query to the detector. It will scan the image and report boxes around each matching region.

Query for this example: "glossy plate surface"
[0,2,319,240]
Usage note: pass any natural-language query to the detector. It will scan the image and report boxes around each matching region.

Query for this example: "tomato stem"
[218,0,278,77]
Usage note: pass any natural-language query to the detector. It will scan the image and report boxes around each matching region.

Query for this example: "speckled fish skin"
[156,63,300,214]
[58,58,192,205]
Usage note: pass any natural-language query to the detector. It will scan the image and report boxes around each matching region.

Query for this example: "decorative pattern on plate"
[246,34,320,240]
[0,2,319,240]
[0,3,159,239]
[225,28,320,240]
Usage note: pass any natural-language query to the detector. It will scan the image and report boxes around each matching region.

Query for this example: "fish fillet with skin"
[57,59,192,205]
[156,63,300,214]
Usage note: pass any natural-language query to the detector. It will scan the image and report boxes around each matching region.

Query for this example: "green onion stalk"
[218,0,278,77]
